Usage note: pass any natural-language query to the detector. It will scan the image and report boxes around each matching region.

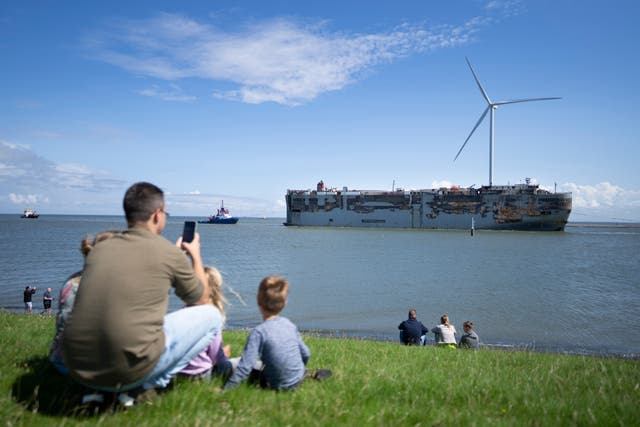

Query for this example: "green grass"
[1,312,638,426]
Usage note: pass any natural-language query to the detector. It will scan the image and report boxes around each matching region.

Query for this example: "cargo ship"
[284,179,572,231]
[284,59,572,231]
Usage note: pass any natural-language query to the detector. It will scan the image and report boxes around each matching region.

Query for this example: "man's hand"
[176,232,201,257]
[176,233,209,305]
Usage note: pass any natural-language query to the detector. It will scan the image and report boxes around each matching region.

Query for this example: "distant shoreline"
[567,222,640,229]
[228,325,640,361]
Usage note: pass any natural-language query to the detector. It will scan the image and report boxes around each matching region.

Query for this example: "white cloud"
[8,193,41,205]
[54,163,116,190]
[136,83,197,102]
[85,13,491,105]
[484,0,524,17]
[0,141,127,213]
[0,163,19,177]
[431,180,453,188]
[559,182,640,209]
[31,130,63,138]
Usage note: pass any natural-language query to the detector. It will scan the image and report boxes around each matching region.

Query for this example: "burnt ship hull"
[285,185,572,231]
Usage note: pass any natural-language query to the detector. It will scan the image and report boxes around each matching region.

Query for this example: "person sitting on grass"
[458,320,479,349]
[432,314,457,349]
[398,309,429,346]
[62,182,221,407]
[222,275,330,391]
[49,230,121,375]
[179,266,234,380]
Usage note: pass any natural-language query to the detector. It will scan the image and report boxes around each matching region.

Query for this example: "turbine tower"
[454,57,561,187]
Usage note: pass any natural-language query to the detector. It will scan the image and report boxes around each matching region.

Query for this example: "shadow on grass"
[11,356,122,418]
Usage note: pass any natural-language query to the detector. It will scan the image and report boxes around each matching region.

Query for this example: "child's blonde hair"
[205,266,227,323]
[257,275,289,316]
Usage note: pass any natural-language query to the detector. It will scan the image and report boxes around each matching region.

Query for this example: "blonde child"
[179,267,233,379]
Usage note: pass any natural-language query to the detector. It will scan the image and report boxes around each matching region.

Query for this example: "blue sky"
[1,0,639,221]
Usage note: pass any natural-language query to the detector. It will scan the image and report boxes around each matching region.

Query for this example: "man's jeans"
[399,331,428,346]
[96,304,221,392]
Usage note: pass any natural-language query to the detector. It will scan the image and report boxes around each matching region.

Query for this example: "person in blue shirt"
[398,309,429,345]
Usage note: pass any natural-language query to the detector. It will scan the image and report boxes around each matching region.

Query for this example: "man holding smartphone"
[23,285,36,313]
[63,182,221,398]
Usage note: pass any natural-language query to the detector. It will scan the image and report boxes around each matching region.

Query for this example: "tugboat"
[199,200,239,224]
[21,208,39,219]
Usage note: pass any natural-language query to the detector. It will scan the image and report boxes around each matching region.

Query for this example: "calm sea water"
[1,214,639,357]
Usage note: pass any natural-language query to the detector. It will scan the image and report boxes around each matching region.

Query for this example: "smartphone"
[182,221,196,244]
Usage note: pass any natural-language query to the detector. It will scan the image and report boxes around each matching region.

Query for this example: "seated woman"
[49,231,121,374]
[432,314,457,349]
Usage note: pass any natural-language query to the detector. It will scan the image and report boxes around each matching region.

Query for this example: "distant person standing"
[42,287,54,315]
[458,321,479,349]
[23,286,36,313]
[398,309,429,345]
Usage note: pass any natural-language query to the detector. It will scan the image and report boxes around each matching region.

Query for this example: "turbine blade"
[494,97,561,106]
[466,57,492,105]
[455,106,490,161]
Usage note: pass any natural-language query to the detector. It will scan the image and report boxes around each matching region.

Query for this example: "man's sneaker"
[117,393,135,407]
[311,369,332,381]
[113,387,157,408]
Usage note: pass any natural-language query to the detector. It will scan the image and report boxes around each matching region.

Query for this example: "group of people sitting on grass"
[398,310,479,349]
[47,182,329,408]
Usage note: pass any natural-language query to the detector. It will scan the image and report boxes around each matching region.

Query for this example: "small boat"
[21,208,39,219]
[198,200,239,224]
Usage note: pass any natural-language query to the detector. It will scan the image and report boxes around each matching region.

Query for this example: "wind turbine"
[454,57,561,187]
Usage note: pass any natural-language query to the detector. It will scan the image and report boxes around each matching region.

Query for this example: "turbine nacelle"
[455,57,561,186]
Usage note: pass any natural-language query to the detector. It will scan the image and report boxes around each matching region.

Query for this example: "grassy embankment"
[1,313,638,426]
